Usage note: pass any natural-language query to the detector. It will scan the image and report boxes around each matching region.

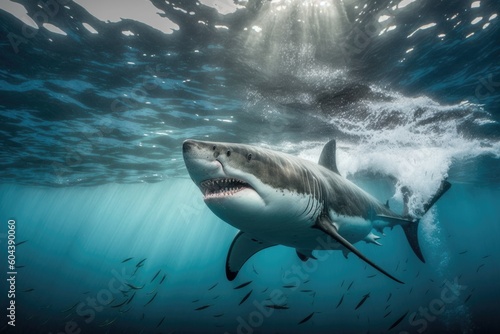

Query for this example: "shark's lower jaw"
[200,178,253,200]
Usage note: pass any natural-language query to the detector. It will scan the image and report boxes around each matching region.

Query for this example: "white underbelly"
[247,210,373,251]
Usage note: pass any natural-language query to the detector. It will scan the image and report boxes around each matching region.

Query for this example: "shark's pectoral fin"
[226,231,276,281]
[314,216,404,284]
[296,249,317,262]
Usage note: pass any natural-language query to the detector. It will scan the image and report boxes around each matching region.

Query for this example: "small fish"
[395,261,400,271]
[82,291,90,295]
[191,299,199,303]
[159,274,167,284]
[136,258,147,267]
[303,279,310,284]
[212,295,219,300]
[261,288,268,293]
[195,305,211,311]
[157,316,165,328]
[425,288,430,295]
[239,290,253,306]
[61,302,79,313]
[409,287,413,295]
[16,265,25,269]
[282,285,297,289]
[383,310,392,318]
[98,317,117,327]
[385,304,391,311]
[119,306,132,313]
[125,282,145,290]
[213,314,224,318]
[386,293,392,302]
[366,274,376,278]
[388,311,408,331]
[459,250,468,255]
[111,299,129,308]
[23,288,34,292]
[336,294,344,309]
[127,292,136,304]
[150,270,161,283]
[265,304,289,310]
[415,271,420,278]
[121,257,133,263]
[144,292,158,306]
[340,280,344,287]
[208,282,218,291]
[15,240,28,246]
[146,287,158,295]
[347,281,354,291]
[464,294,472,303]
[298,312,314,324]
[300,289,314,293]
[234,281,252,289]
[252,265,258,275]
[355,293,370,310]
[476,264,485,273]
[482,254,491,259]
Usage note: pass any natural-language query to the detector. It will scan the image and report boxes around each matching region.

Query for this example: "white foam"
[293,90,498,216]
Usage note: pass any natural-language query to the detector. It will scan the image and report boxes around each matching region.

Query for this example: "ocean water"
[1,0,499,333]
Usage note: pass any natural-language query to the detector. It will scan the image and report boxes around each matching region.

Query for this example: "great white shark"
[182,139,451,283]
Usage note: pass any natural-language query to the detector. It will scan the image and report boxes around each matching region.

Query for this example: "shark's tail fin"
[402,180,452,263]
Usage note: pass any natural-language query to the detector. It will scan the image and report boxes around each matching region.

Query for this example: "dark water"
[1,0,499,333]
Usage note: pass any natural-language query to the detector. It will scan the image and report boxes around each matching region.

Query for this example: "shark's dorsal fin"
[314,216,404,284]
[318,139,340,174]
[226,231,276,281]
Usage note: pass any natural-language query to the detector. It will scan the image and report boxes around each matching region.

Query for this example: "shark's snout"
[182,139,196,155]
[183,139,225,185]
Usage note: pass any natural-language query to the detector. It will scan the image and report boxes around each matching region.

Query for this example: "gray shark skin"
[182,139,451,284]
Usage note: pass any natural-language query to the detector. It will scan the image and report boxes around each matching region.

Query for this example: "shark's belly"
[240,213,373,251]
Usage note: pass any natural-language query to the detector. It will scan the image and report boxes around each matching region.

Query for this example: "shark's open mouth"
[200,178,252,199]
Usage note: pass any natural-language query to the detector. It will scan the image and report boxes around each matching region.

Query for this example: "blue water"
[1,0,499,333]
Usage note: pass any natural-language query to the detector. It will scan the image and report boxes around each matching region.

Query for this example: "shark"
[182,139,451,283]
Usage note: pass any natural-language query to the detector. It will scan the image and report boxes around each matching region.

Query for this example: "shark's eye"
[247,153,252,162]
[212,145,216,150]
[226,150,231,157]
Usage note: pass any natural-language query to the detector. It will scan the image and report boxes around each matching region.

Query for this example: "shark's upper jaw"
[200,177,253,200]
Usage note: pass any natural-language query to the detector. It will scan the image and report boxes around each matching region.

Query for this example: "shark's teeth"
[200,178,251,199]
